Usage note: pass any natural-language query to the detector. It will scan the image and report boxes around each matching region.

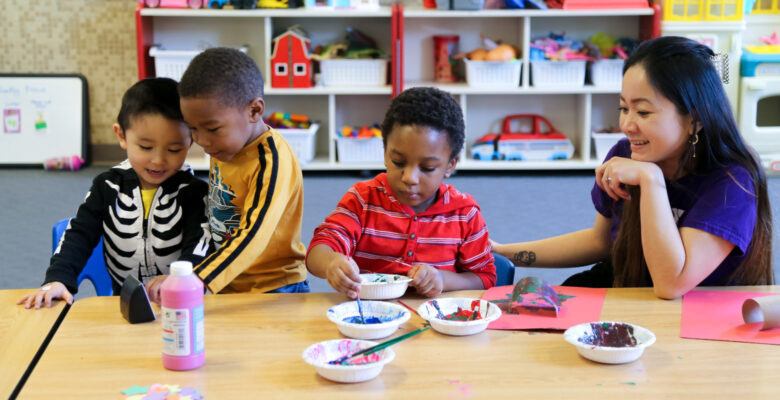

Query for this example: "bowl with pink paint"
[563,321,656,364]
[302,339,396,383]
[327,300,411,340]
[416,298,502,336]
[358,273,412,300]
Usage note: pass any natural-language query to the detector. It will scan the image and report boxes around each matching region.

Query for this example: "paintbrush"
[355,294,366,324]
[396,300,421,317]
[430,299,446,319]
[330,326,431,365]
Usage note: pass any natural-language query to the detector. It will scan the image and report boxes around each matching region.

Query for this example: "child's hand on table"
[326,255,362,299]
[408,264,443,297]
[144,275,168,304]
[17,282,73,309]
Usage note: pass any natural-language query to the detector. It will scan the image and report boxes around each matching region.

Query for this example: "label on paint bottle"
[162,307,191,356]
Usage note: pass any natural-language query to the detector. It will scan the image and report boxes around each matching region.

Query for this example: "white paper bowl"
[417,298,502,336]
[327,301,411,339]
[358,273,412,300]
[302,339,395,383]
[563,321,656,364]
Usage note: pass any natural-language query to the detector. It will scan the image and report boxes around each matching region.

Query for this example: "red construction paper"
[681,290,780,345]
[481,285,607,330]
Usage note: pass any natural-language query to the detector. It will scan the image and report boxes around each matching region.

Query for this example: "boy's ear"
[246,97,265,123]
[114,123,128,150]
[444,155,459,178]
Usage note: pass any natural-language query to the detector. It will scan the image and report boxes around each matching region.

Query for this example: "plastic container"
[319,59,388,87]
[416,298,502,336]
[592,132,624,161]
[463,59,522,87]
[161,261,205,371]
[277,123,318,164]
[336,137,384,163]
[327,300,411,339]
[435,0,484,10]
[563,321,656,364]
[531,60,586,88]
[302,339,395,383]
[590,59,624,88]
[149,46,248,82]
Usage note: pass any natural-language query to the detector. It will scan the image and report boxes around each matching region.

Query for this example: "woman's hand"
[595,156,664,201]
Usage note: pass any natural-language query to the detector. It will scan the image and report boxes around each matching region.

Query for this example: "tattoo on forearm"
[513,251,537,267]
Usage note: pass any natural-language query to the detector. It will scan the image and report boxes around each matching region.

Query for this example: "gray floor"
[3,166,780,300]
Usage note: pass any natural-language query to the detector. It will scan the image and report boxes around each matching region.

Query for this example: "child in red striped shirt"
[306,87,497,298]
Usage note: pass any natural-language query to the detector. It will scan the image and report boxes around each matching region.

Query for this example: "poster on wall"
[0,74,88,166]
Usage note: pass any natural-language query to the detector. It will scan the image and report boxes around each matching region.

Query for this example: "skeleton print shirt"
[45,160,213,293]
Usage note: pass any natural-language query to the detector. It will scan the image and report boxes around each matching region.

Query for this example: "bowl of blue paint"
[328,300,411,339]
[302,339,396,383]
[359,273,413,300]
[563,321,656,364]
[417,298,502,336]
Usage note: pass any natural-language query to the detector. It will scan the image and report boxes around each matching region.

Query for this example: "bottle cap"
[170,261,193,277]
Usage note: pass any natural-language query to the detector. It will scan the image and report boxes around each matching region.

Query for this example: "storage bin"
[590,59,624,88]
[592,132,625,161]
[435,0,484,10]
[278,123,319,164]
[336,137,384,163]
[463,59,522,88]
[149,46,248,82]
[319,59,388,87]
[531,60,586,88]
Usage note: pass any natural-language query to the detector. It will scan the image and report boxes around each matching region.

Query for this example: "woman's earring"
[690,133,699,158]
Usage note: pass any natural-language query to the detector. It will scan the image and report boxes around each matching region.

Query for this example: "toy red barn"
[271,26,313,88]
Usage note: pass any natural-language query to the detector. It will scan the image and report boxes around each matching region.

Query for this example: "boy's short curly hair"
[178,47,264,108]
[117,77,183,132]
[381,87,464,160]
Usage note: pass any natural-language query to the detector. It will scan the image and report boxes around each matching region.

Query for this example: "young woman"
[492,36,773,299]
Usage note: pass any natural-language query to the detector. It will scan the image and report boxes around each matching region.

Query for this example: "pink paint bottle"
[161,261,205,371]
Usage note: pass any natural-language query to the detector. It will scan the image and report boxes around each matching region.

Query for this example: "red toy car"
[471,114,574,161]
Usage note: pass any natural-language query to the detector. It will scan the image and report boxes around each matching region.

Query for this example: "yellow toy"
[663,0,744,21]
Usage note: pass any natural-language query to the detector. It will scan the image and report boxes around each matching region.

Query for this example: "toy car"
[471,114,574,161]
[138,0,205,8]
[207,0,257,8]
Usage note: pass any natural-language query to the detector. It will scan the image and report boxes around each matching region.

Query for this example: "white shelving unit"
[137,5,656,171]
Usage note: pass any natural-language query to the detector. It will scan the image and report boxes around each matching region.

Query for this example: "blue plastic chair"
[52,217,113,296]
[493,252,516,286]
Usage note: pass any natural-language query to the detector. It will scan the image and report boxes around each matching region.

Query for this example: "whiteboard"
[0,74,88,165]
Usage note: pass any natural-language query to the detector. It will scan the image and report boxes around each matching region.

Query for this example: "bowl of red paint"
[327,300,411,339]
[417,298,502,336]
[563,321,656,364]
[302,339,395,383]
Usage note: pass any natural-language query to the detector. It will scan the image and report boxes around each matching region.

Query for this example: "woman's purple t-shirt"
[591,139,757,286]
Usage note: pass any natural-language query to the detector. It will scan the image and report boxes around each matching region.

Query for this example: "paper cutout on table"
[681,290,780,345]
[742,294,780,331]
[119,383,204,400]
[481,283,607,330]
[509,277,561,316]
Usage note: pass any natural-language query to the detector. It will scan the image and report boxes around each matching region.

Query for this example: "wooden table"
[18,287,780,398]
[0,290,68,399]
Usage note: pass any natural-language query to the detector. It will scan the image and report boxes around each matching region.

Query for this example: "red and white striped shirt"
[308,173,496,289]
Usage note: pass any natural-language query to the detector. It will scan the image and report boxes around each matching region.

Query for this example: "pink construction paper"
[681,290,780,345]
[481,285,607,330]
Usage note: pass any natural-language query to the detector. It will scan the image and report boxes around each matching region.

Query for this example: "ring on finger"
[606,177,613,182]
